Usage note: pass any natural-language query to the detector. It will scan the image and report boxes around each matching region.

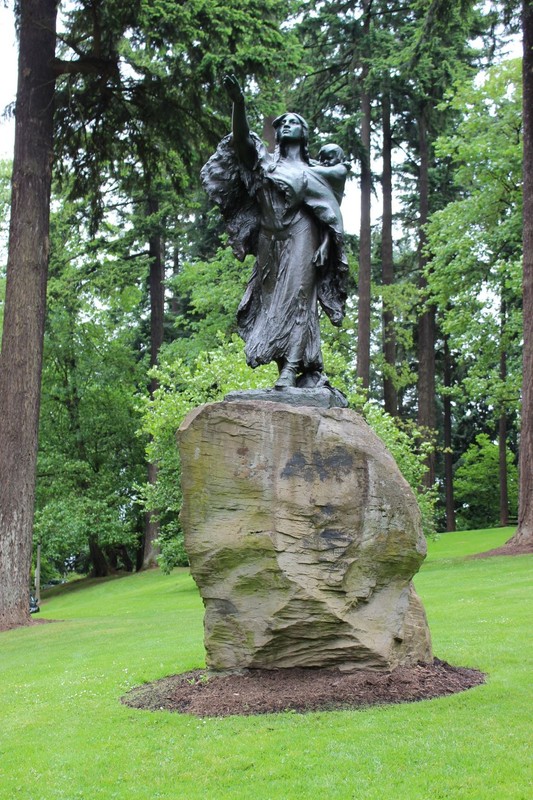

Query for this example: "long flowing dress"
[201,133,348,380]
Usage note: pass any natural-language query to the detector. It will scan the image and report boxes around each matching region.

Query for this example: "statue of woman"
[201,75,349,389]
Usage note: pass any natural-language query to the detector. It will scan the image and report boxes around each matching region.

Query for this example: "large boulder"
[178,401,432,672]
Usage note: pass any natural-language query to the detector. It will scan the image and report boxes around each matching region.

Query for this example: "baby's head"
[318,143,345,166]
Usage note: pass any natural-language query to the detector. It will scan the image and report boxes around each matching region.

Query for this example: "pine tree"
[0,0,58,628]
[510,0,533,548]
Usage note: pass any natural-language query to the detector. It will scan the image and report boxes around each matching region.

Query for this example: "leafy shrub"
[454,433,518,530]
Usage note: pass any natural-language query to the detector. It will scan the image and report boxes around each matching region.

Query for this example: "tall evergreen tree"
[426,58,522,530]
[511,0,533,548]
[394,0,484,489]
[380,75,398,415]
[356,0,373,389]
[0,0,58,628]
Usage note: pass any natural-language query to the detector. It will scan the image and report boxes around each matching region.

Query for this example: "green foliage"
[426,59,523,422]
[370,275,421,397]
[0,159,10,260]
[362,404,437,534]
[169,243,252,358]
[454,433,518,530]
[34,496,139,575]
[427,60,522,312]
[54,0,303,224]
[35,195,149,576]
[155,522,189,573]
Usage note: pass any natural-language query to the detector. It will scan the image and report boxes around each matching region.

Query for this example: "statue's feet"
[297,370,324,388]
[275,363,297,389]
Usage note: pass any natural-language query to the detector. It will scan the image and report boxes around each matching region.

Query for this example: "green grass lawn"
[1,526,531,800]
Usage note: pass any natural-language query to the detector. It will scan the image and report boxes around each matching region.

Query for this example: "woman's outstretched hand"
[224,74,244,104]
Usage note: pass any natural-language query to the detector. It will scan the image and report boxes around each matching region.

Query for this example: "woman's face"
[278,114,304,143]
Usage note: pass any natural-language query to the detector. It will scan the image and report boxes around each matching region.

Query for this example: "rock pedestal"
[178,401,432,672]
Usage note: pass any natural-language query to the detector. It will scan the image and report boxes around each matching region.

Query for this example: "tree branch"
[53,56,119,78]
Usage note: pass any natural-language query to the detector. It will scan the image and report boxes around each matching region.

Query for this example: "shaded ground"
[122,658,485,717]
[0,616,56,633]
[470,540,533,559]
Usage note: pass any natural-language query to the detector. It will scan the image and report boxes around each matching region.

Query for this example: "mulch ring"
[0,617,57,634]
[121,658,485,717]
[469,540,533,559]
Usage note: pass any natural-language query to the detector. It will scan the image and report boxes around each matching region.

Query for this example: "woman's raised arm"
[223,75,256,170]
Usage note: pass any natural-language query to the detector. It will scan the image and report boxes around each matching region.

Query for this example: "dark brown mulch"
[470,540,533,559]
[121,658,485,718]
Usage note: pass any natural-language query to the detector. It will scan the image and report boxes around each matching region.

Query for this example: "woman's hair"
[272,113,310,163]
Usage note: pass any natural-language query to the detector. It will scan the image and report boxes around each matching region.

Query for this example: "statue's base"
[225,385,348,408]
[178,401,432,672]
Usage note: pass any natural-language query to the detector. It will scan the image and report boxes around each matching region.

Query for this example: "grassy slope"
[0,527,531,800]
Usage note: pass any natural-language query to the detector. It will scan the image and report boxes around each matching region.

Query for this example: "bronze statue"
[201,75,349,389]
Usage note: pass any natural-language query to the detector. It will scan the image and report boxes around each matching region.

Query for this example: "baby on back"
[314,143,350,204]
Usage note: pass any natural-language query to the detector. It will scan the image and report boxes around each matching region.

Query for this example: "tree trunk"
[499,302,509,527]
[106,544,133,573]
[0,0,57,628]
[356,0,372,390]
[143,196,164,569]
[443,337,455,531]
[143,462,160,568]
[170,245,181,316]
[510,1,533,547]
[262,114,277,153]
[499,412,510,527]
[88,535,109,578]
[34,540,41,604]
[381,80,397,415]
[416,107,436,489]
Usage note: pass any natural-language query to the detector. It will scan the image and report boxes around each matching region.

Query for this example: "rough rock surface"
[178,401,432,672]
